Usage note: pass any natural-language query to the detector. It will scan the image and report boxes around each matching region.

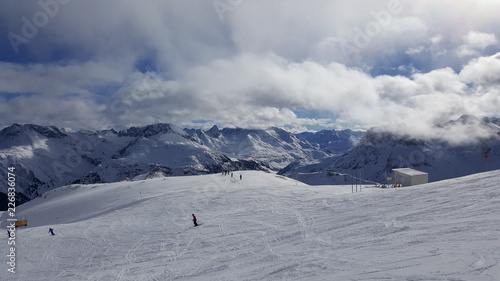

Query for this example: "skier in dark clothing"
[48,228,55,235]
[7,230,11,238]
[192,214,198,227]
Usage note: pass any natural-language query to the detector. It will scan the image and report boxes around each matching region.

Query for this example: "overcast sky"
[0,0,499,134]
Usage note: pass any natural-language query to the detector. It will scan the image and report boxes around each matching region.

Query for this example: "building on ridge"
[392,168,428,187]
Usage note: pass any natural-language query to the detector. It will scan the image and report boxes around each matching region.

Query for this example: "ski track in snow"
[1,170,500,280]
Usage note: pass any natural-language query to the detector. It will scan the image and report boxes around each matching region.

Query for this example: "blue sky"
[1,0,500,133]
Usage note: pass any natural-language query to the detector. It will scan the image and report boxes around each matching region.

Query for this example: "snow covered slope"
[2,170,500,280]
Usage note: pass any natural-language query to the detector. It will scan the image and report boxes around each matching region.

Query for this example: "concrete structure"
[392,168,428,187]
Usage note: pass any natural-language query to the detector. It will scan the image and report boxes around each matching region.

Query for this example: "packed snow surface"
[2,170,500,280]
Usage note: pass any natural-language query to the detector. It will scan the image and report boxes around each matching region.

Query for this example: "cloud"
[0,94,106,129]
[0,0,500,142]
[0,61,127,96]
[460,53,500,86]
[2,0,498,72]
[1,49,499,141]
[456,31,499,58]
[93,52,499,137]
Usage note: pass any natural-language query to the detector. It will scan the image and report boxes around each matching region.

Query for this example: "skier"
[48,228,55,235]
[7,230,11,238]
[192,214,198,227]
[240,174,242,180]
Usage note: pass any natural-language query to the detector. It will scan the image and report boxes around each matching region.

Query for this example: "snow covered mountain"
[1,123,361,207]
[279,116,500,185]
[0,123,265,207]
[2,116,498,208]
[295,129,365,153]
[2,170,499,280]
[186,126,348,170]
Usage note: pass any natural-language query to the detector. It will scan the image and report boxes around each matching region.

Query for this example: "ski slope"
[2,170,500,280]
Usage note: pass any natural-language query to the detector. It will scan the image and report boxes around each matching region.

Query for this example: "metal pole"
[356,169,358,192]
[359,169,362,192]
[351,170,354,193]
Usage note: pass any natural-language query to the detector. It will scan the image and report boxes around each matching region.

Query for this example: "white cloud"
[456,31,499,58]
[1,50,499,140]
[430,35,443,45]
[405,46,425,55]
[90,52,499,138]
[464,31,499,50]
[1,0,500,142]
[460,53,500,86]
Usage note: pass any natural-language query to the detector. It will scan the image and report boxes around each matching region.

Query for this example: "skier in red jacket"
[192,214,198,227]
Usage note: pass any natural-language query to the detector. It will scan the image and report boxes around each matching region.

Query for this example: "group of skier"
[221,170,243,180]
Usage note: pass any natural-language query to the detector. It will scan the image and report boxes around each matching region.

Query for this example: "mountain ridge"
[2,116,499,208]
[0,123,360,208]
[279,116,500,185]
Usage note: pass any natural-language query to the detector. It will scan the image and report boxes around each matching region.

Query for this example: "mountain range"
[1,115,499,210]
[278,115,500,184]
[0,123,361,208]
